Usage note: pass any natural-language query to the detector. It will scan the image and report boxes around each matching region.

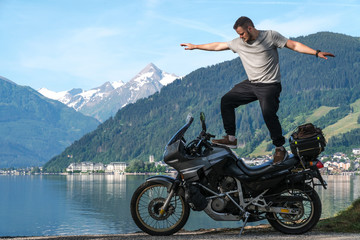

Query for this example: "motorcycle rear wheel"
[130,181,190,236]
[266,185,321,234]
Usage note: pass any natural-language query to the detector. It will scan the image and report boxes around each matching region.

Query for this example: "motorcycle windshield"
[167,116,194,146]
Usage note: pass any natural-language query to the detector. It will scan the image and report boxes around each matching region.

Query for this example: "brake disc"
[280,202,304,221]
[148,197,175,220]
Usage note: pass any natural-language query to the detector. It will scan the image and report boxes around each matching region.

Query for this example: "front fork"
[159,178,181,216]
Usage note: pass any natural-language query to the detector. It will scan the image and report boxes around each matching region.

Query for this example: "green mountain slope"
[43,32,360,172]
[0,77,100,168]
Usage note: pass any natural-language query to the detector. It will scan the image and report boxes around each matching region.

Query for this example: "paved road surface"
[2,226,359,240]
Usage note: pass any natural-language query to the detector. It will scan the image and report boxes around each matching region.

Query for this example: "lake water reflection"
[0,174,359,237]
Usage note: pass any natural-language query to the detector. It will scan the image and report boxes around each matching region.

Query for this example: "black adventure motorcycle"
[130,113,327,235]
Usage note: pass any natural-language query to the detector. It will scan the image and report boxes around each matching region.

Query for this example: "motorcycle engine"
[220,176,237,192]
[211,176,238,212]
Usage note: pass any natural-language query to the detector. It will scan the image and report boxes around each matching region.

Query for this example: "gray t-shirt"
[227,30,288,83]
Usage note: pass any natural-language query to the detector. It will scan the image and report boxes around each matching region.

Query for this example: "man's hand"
[317,51,335,60]
[180,43,196,50]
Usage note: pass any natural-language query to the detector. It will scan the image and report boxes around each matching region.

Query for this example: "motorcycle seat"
[235,154,298,177]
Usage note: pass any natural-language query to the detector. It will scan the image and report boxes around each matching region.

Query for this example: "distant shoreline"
[62,172,175,176]
[0,171,176,176]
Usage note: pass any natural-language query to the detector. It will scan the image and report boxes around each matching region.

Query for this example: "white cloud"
[145,0,162,8]
[20,27,125,85]
[257,15,341,37]
[151,14,233,40]
[71,27,121,42]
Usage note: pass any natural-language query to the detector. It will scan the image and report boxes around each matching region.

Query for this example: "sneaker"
[273,146,288,165]
[212,135,237,149]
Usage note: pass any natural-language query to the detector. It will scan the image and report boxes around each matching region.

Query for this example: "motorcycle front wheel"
[266,184,322,234]
[130,181,190,236]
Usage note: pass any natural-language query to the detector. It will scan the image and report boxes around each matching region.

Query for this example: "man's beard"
[243,31,252,43]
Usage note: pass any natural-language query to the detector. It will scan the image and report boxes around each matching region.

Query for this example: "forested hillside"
[0,77,100,168]
[43,32,360,172]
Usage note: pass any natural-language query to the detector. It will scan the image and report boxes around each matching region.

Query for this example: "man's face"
[235,26,252,43]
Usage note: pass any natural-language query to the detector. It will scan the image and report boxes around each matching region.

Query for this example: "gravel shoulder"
[2,225,360,240]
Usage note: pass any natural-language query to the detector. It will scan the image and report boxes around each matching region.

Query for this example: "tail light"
[316,161,324,169]
[308,160,324,169]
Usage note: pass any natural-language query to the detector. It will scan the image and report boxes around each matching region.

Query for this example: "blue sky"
[1,0,359,91]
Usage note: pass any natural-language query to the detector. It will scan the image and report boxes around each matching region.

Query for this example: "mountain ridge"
[0,77,100,168]
[38,63,178,122]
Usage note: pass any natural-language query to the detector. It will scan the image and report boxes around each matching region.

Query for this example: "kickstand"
[239,212,250,236]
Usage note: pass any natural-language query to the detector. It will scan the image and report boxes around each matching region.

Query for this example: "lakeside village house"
[66,162,127,173]
[319,149,360,175]
[65,155,167,174]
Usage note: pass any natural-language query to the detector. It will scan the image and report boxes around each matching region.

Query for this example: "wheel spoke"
[134,183,187,233]
[272,189,315,229]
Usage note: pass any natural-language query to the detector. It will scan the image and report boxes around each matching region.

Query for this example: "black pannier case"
[289,123,326,160]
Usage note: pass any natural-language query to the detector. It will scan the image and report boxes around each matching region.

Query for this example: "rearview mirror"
[200,112,206,132]
[200,112,205,122]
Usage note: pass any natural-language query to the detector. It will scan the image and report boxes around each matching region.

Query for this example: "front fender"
[146,175,185,197]
[146,175,175,189]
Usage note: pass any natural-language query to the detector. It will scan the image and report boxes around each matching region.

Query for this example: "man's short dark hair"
[233,16,254,30]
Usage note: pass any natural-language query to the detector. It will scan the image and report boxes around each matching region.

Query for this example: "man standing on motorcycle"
[181,16,334,164]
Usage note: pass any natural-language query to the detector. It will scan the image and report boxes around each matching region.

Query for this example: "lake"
[0,174,359,237]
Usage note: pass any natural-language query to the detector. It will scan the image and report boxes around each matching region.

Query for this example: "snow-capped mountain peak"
[38,63,179,122]
[130,63,178,87]
[131,63,161,84]
[111,80,125,89]
[38,88,70,101]
[160,72,178,86]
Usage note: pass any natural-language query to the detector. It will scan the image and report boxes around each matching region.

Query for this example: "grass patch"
[306,106,338,123]
[323,99,360,139]
[250,140,272,157]
[316,198,360,233]
[323,113,360,139]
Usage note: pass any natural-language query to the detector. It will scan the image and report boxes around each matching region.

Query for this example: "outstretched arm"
[180,42,230,51]
[285,39,335,59]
